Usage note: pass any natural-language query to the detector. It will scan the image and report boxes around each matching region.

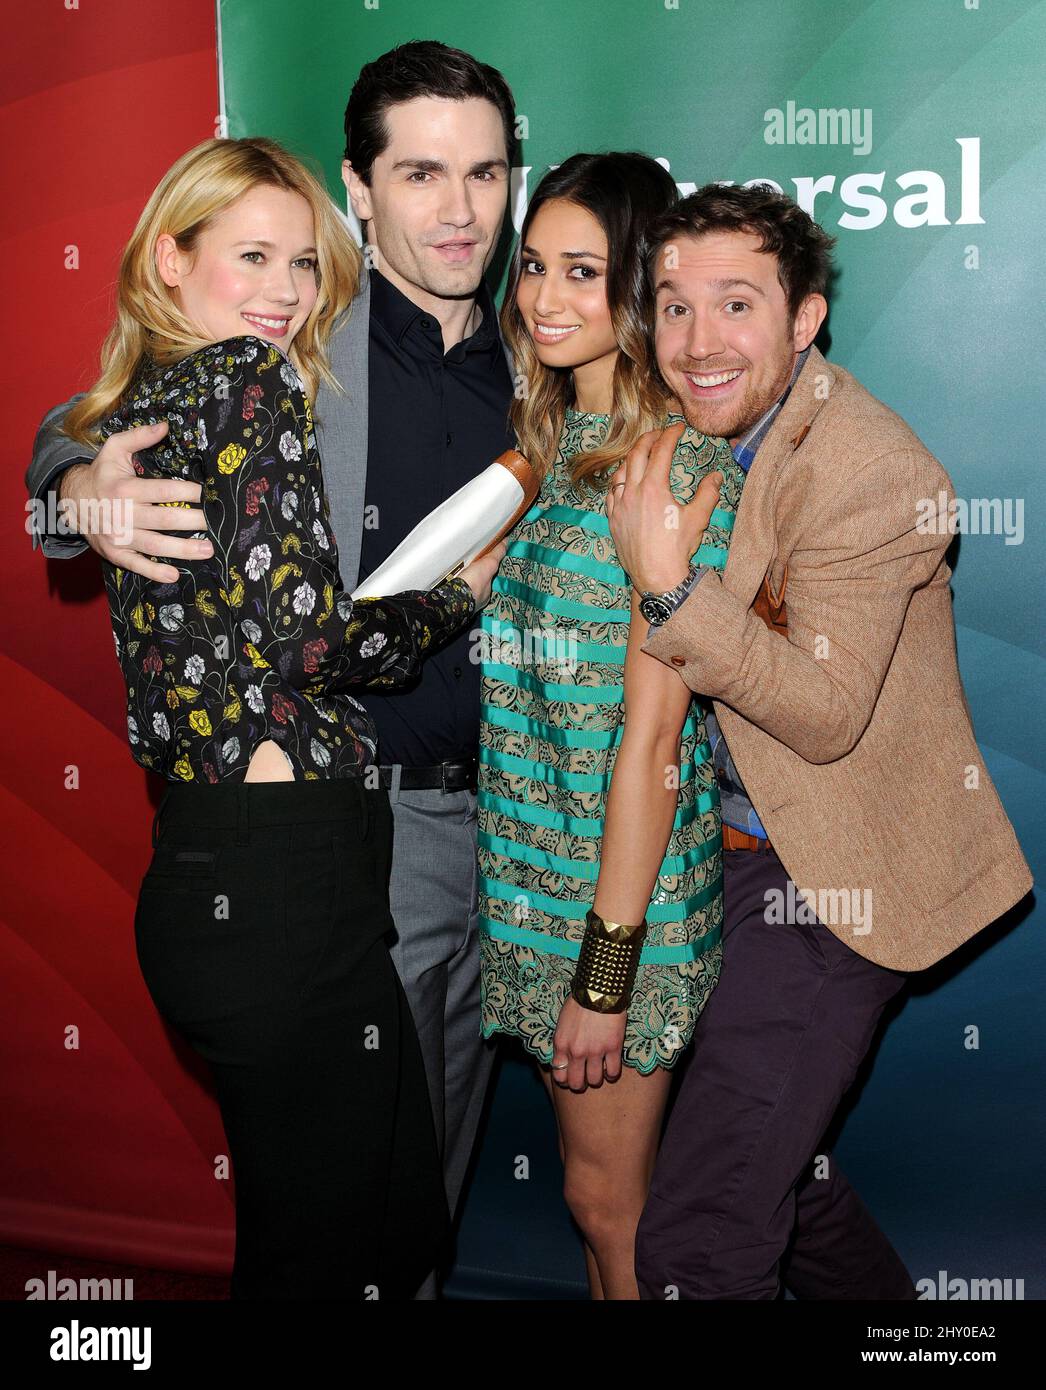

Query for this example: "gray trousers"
[383,772,497,1297]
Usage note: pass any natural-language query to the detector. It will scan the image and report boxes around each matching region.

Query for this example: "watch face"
[640,595,672,625]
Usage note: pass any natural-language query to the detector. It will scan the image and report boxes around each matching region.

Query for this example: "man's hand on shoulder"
[606,421,724,593]
[59,421,214,582]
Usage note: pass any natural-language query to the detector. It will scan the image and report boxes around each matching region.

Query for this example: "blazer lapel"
[721,344,834,607]
[313,269,514,592]
[314,270,371,590]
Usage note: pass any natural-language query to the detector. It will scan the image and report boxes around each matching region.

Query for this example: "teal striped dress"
[478,409,746,1074]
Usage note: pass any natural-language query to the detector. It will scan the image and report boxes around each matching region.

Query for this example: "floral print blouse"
[98,335,476,782]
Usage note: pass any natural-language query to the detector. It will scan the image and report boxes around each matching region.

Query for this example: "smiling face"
[653,230,826,442]
[155,183,319,349]
[514,198,618,396]
[342,95,508,308]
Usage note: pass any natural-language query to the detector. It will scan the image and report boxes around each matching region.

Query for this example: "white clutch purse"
[350,449,539,598]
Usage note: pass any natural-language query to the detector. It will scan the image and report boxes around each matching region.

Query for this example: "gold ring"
[551,1060,569,1070]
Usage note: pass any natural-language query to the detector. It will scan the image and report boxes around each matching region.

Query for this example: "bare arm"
[553,588,694,1090]
[593,589,692,923]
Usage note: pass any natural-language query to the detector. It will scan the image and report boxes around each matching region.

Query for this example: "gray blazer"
[26,270,515,589]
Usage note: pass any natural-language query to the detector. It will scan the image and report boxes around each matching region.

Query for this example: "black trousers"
[137,777,450,1300]
[636,844,914,1300]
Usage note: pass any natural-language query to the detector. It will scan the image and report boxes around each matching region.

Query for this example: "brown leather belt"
[722,823,771,853]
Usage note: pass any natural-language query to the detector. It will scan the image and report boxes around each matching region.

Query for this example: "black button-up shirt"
[355,268,515,767]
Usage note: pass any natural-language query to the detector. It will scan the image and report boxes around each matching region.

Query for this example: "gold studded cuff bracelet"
[570,908,648,1014]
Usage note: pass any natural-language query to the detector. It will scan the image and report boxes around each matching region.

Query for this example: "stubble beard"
[671,376,763,441]
[370,222,489,304]
[406,237,490,302]
[668,354,795,442]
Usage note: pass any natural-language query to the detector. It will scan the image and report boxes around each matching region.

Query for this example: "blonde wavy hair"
[63,136,362,445]
[501,152,680,487]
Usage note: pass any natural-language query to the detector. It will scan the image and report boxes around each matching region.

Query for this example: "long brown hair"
[64,137,363,445]
[501,152,679,487]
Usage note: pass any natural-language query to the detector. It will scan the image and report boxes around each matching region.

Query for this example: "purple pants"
[636,845,916,1300]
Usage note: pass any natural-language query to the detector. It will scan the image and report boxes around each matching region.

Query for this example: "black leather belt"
[378,758,478,793]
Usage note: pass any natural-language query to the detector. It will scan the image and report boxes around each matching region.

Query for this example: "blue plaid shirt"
[698,348,810,839]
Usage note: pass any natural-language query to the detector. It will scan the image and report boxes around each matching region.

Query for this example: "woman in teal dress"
[479,153,746,1298]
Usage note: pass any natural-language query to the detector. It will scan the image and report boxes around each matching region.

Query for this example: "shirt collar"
[731,345,811,473]
[368,267,500,357]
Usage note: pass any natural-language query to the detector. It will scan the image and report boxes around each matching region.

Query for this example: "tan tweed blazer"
[644,347,1032,971]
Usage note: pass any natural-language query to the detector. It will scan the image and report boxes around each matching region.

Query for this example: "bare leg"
[538,1067,606,1300]
[540,1063,672,1299]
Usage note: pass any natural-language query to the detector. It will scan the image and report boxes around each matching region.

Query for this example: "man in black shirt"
[25,41,519,1298]
[358,265,514,769]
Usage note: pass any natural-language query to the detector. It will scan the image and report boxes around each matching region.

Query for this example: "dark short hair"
[645,182,836,319]
[344,40,517,183]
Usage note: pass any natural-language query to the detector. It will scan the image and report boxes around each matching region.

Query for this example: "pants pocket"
[135,843,289,1030]
[141,845,220,890]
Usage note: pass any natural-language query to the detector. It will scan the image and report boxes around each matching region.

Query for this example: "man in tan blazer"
[606,183,1032,1300]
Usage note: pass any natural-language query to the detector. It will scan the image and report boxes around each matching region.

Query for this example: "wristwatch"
[638,564,703,627]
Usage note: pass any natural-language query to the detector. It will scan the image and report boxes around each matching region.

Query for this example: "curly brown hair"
[645,181,837,321]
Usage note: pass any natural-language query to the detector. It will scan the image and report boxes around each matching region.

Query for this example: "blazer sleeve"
[642,446,955,764]
[25,395,92,559]
[192,348,475,710]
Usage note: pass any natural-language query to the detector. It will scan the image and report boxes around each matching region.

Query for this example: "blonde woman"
[62,137,502,1299]
[478,153,745,1297]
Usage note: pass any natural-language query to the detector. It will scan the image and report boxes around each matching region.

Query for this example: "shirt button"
[670,655,686,667]
[420,316,435,330]
[446,432,452,447]
[453,666,462,678]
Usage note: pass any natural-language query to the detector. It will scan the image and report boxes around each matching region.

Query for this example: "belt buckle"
[440,761,449,795]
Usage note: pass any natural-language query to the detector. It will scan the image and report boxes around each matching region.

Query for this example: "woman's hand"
[551,996,627,1091]
[459,539,507,609]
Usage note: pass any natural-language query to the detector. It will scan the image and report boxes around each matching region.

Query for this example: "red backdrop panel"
[2,0,233,1272]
